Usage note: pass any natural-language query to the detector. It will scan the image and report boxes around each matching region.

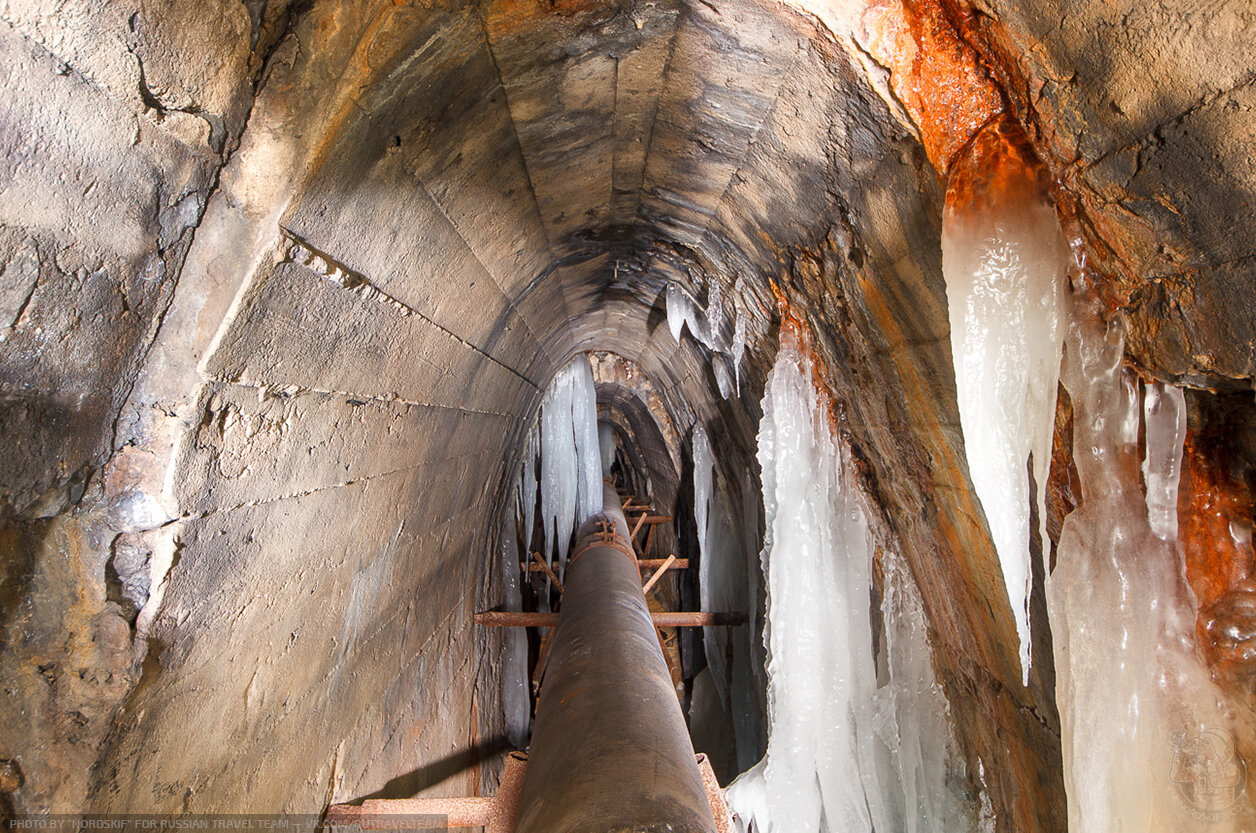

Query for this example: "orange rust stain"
[303,0,417,178]
[945,113,1052,218]
[1179,431,1255,612]
[1177,420,1256,691]
[862,0,1004,174]
[1178,427,1256,686]
[770,282,842,441]
[1199,578,1256,689]
[481,0,604,35]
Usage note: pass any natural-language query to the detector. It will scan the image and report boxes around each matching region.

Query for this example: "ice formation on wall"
[725,325,972,833]
[1049,296,1246,832]
[941,168,1069,683]
[1142,383,1185,541]
[499,500,530,747]
[524,355,602,574]
[715,359,735,400]
[693,423,714,557]
[731,312,747,387]
[598,421,616,475]
[665,280,745,399]
[693,422,764,768]
[518,423,538,555]
[668,281,704,345]
[873,550,973,833]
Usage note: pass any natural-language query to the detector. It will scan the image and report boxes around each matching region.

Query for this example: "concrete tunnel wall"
[2,0,1255,827]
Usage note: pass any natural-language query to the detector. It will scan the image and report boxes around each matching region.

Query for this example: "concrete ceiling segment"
[280,1,569,383]
[274,0,856,391]
[481,0,677,258]
[637,0,808,248]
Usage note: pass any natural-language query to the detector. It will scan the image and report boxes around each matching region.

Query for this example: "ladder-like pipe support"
[513,482,718,833]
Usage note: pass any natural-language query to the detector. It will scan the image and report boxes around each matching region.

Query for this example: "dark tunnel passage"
[3,0,1256,830]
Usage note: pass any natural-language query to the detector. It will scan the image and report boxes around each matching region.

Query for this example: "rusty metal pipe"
[475,610,745,627]
[514,482,718,833]
[523,557,690,572]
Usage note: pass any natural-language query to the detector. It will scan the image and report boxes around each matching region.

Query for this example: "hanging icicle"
[941,119,1069,684]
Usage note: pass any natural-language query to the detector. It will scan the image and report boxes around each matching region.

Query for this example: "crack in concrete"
[475,10,582,351]
[208,374,520,418]
[398,167,549,363]
[180,459,434,519]
[280,231,539,390]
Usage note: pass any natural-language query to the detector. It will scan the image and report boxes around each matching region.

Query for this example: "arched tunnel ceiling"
[275,0,881,395]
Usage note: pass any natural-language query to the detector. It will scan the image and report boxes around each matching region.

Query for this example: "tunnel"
[2,0,1256,830]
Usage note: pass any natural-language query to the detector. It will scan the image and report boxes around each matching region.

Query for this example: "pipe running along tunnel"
[2,0,1256,830]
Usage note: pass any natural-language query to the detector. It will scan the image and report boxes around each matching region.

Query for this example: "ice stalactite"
[666,280,745,400]
[693,423,714,559]
[598,421,616,475]
[941,123,1070,684]
[692,424,714,699]
[500,495,530,747]
[518,422,538,555]
[1143,383,1185,542]
[715,360,735,400]
[732,311,747,387]
[531,355,602,576]
[694,422,764,770]
[668,281,703,345]
[1049,291,1250,832]
[726,323,971,833]
[872,550,974,833]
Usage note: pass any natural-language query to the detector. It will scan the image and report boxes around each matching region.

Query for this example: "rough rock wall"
[0,0,542,811]
[0,0,287,811]
[86,0,548,812]
[965,0,1256,387]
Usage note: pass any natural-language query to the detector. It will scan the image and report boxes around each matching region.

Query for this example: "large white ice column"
[941,172,1069,683]
[524,355,602,575]
[1049,296,1246,833]
[725,326,974,833]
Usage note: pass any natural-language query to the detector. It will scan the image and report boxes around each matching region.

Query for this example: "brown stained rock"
[0,760,22,794]
[951,0,1256,387]
[1179,391,1256,682]
[0,510,139,812]
[1044,384,1078,568]
[861,0,1005,174]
